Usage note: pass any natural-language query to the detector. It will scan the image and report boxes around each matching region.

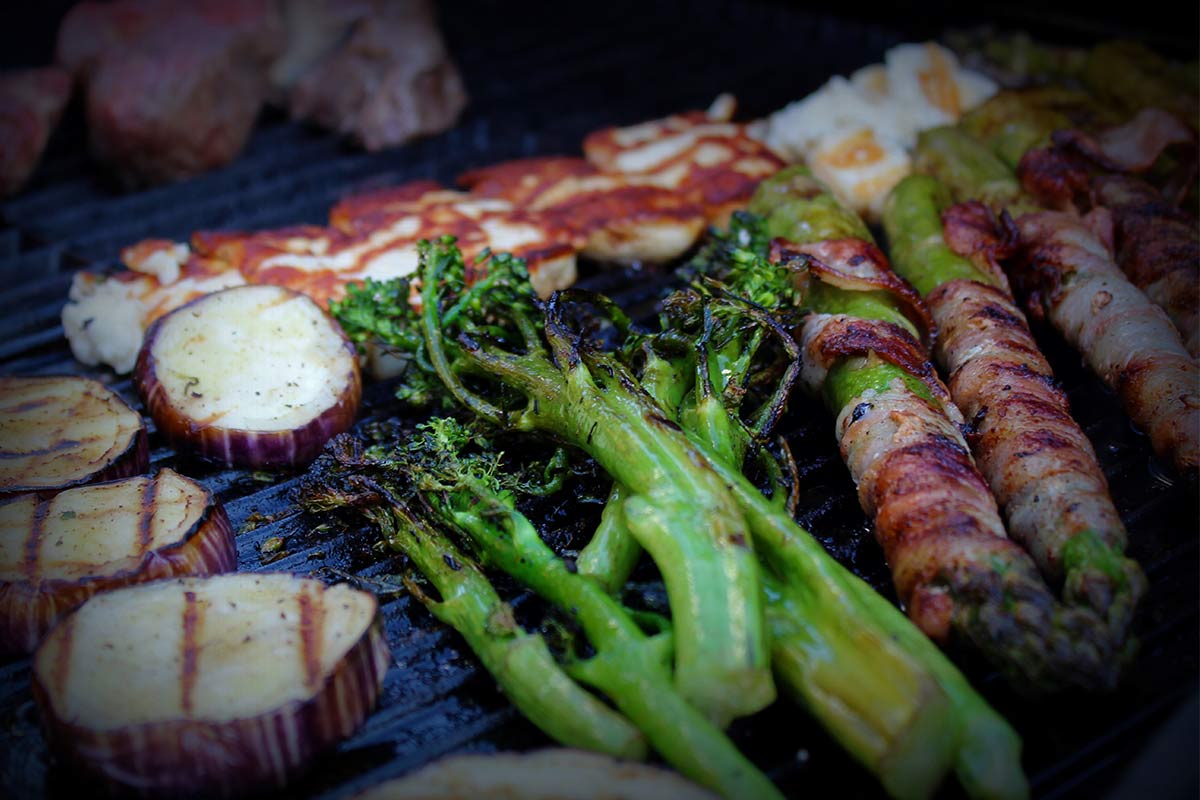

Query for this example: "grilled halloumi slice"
[62,183,578,375]
[62,248,246,374]
[459,156,707,264]
[583,95,786,227]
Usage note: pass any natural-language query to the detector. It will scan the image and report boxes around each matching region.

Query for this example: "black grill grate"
[0,3,1196,798]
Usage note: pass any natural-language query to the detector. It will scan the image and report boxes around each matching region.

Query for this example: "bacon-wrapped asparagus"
[953,90,1199,357]
[882,174,1145,641]
[916,127,1200,477]
[747,167,1118,693]
[1011,210,1199,475]
[1090,175,1199,358]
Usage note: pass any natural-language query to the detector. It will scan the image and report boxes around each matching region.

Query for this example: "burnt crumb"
[851,402,872,423]
[963,407,988,439]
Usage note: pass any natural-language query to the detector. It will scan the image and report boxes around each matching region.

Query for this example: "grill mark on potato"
[23,497,50,581]
[181,590,200,715]
[297,586,323,692]
[137,476,159,554]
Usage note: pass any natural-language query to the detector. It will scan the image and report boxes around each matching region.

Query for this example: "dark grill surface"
[0,3,1196,798]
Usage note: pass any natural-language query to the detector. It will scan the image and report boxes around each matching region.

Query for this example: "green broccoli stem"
[458,345,774,726]
[577,482,643,594]
[913,127,1040,215]
[368,504,646,759]
[576,366,967,798]
[443,490,783,800]
[416,246,775,727]
[578,348,692,590]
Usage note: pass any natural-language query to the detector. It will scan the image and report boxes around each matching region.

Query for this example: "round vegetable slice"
[0,375,148,497]
[0,468,235,655]
[33,573,391,799]
[353,749,719,799]
[135,285,362,469]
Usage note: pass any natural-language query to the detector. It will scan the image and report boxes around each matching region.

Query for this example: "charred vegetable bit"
[750,165,1121,697]
[333,237,774,728]
[882,173,1145,645]
[305,420,781,800]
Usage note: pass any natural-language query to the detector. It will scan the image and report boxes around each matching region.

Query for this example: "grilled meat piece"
[1091,175,1200,357]
[56,0,284,186]
[288,0,467,151]
[269,0,373,98]
[459,156,707,264]
[1012,210,1199,476]
[0,67,71,197]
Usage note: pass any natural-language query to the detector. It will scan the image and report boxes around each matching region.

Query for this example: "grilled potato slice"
[0,375,148,497]
[0,468,235,655]
[34,573,391,798]
[135,285,362,469]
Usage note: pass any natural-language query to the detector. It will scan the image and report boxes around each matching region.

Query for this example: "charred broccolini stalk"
[749,165,1122,696]
[304,420,782,800]
[333,238,774,727]
[882,173,1145,646]
[300,444,645,760]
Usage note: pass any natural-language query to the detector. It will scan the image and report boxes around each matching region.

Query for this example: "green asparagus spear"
[1083,41,1199,126]
[914,127,1040,215]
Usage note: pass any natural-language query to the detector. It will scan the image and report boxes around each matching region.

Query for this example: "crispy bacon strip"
[779,237,934,348]
[1091,174,1200,358]
[1053,108,1196,174]
[1016,145,1092,211]
[1012,210,1199,475]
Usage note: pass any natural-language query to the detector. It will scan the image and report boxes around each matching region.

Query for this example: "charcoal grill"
[1,2,1196,798]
